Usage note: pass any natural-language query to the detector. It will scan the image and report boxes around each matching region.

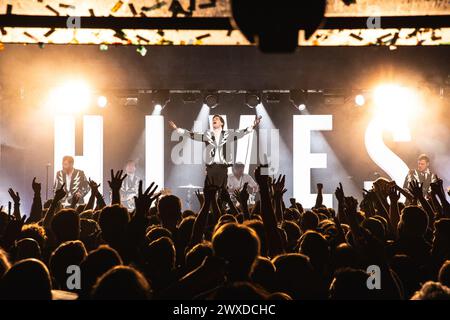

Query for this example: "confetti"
[199,0,216,9]
[44,28,55,37]
[349,33,363,41]
[137,35,150,43]
[59,3,76,9]
[169,0,190,17]
[23,32,39,42]
[188,0,196,11]
[196,33,211,40]
[128,3,138,15]
[142,1,167,12]
[45,5,60,16]
[111,1,124,13]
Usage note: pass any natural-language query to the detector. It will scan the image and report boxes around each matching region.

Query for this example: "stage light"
[245,92,261,109]
[372,84,420,129]
[152,90,170,109]
[48,80,91,113]
[97,95,108,108]
[204,93,219,108]
[290,89,308,111]
[355,94,365,107]
[153,103,163,115]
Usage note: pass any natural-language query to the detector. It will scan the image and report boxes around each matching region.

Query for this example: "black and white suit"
[54,169,90,205]
[176,126,254,165]
[403,168,437,197]
[176,126,254,185]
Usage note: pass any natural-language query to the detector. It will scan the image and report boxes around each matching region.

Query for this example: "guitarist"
[120,160,140,210]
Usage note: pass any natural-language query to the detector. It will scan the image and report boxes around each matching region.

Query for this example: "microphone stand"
[46,163,51,200]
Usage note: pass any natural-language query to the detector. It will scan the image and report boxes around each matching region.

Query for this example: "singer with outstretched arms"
[169,114,261,187]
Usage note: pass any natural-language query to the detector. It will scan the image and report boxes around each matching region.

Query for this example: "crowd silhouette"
[0,165,450,300]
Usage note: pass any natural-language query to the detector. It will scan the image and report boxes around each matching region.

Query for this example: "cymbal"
[178,184,203,189]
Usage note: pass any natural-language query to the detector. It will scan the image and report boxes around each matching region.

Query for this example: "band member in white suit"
[169,114,261,186]
[120,160,141,210]
[54,155,90,206]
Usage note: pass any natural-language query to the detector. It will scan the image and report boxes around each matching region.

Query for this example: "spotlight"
[48,80,91,113]
[204,93,219,108]
[152,89,170,109]
[97,95,108,108]
[153,103,163,115]
[354,94,365,107]
[372,84,421,131]
[290,89,308,110]
[245,92,261,108]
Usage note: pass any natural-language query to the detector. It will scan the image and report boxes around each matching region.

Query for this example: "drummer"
[227,162,259,195]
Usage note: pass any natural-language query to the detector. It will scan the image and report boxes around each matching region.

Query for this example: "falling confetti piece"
[111,1,124,13]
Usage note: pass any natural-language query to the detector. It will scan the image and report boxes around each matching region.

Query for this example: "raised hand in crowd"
[108,169,127,205]
[195,189,205,208]
[90,178,107,209]
[271,174,287,222]
[234,182,250,219]
[168,120,178,130]
[409,179,424,201]
[70,193,80,209]
[0,213,26,251]
[83,178,100,211]
[7,188,21,221]
[219,186,238,215]
[334,182,346,223]
[28,177,43,223]
[409,180,435,226]
[134,180,160,217]
[430,177,450,217]
[387,183,401,237]
[255,161,284,256]
[314,182,324,209]
[190,176,220,248]
[343,196,363,247]
[127,180,161,251]
[43,183,66,228]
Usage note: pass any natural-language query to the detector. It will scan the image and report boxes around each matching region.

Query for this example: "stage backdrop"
[0,44,449,210]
